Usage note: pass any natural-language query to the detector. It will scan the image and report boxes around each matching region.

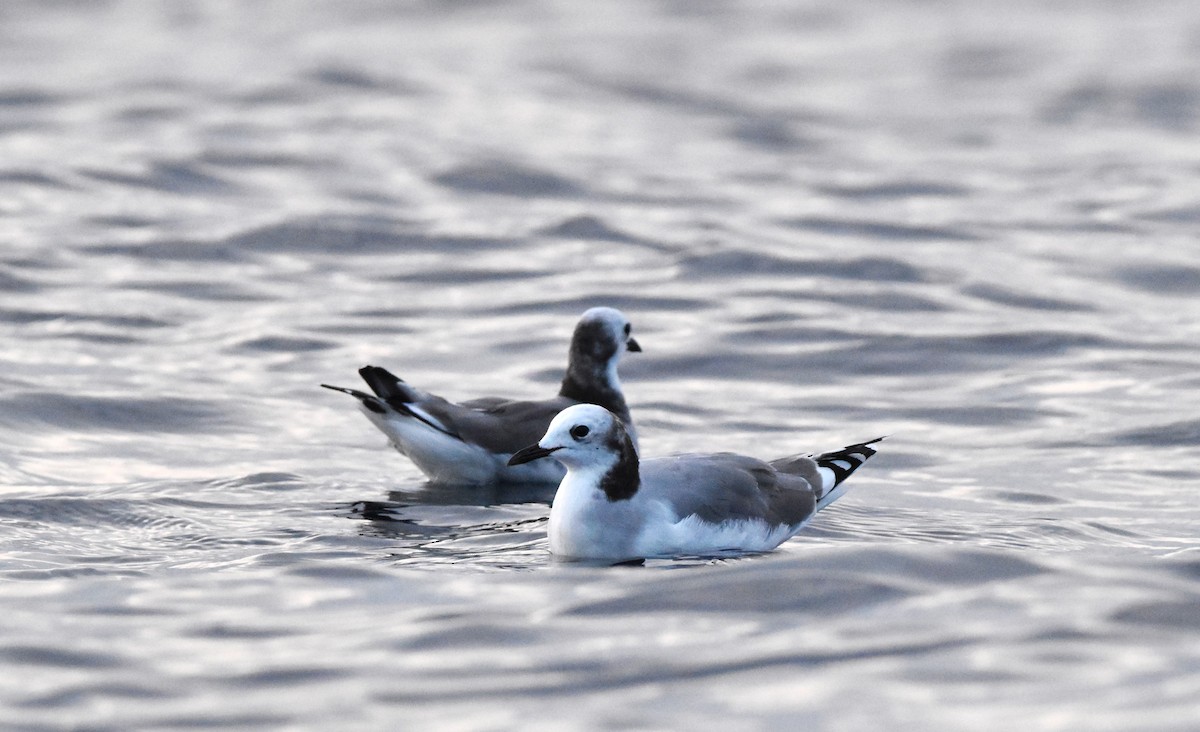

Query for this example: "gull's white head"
[508,404,624,469]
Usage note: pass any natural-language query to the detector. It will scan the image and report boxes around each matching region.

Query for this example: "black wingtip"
[357,365,409,401]
[814,437,885,488]
[850,435,887,452]
[320,383,387,414]
[358,364,403,381]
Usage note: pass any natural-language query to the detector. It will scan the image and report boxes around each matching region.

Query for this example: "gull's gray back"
[639,453,820,527]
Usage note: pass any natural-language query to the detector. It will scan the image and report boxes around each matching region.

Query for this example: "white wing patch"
[403,403,455,436]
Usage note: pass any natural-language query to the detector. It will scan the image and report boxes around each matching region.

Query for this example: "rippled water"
[3,0,1200,729]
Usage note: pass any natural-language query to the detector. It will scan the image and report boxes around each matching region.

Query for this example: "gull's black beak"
[626,337,642,353]
[508,443,562,466]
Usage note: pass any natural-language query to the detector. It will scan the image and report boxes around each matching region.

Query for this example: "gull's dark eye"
[623,323,631,336]
[570,424,590,440]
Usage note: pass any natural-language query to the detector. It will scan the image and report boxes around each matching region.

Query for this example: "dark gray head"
[507,404,640,501]
[558,308,640,443]
[560,307,639,397]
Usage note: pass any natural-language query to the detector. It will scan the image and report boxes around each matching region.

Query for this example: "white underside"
[548,471,806,559]
[635,513,807,558]
[362,406,565,485]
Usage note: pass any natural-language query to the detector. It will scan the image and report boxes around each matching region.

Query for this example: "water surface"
[2,0,1200,729]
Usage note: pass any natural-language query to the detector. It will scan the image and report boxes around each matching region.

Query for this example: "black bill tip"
[508,444,562,466]
[626,337,642,353]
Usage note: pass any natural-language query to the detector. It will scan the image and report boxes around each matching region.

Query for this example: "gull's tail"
[321,364,417,415]
[323,366,457,438]
[320,383,388,415]
[356,365,421,405]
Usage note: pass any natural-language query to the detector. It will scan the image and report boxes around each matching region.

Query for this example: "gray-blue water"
[3,1,1200,729]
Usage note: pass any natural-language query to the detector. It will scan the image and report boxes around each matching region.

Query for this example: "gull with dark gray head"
[322,307,641,485]
[508,404,882,560]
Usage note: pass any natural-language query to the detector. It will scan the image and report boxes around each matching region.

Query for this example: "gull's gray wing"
[640,453,819,527]
[414,394,579,455]
[352,365,577,455]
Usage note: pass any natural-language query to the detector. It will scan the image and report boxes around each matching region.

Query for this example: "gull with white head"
[509,404,882,560]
